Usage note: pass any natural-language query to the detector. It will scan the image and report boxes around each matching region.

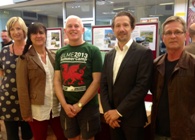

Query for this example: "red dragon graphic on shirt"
[61,64,86,85]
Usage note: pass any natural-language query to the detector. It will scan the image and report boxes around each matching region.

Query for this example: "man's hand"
[63,104,77,118]
[109,119,121,129]
[104,109,121,128]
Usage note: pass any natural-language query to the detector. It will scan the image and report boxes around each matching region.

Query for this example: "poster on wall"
[92,26,116,51]
[46,28,64,50]
[92,23,158,57]
[187,0,195,44]
[132,23,158,51]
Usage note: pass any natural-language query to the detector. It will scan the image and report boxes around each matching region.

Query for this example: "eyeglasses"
[164,31,184,36]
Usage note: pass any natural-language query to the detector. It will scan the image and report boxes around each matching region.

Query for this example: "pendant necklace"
[12,43,15,55]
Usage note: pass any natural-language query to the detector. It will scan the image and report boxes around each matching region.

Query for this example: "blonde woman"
[0,17,32,140]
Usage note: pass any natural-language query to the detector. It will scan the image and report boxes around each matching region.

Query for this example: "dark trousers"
[4,120,32,140]
[110,126,144,140]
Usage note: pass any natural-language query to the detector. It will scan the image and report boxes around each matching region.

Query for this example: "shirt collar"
[115,38,133,51]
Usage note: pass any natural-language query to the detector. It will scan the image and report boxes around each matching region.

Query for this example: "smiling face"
[6,17,27,41]
[30,27,46,47]
[65,16,84,45]
[112,15,133,45]
[9,22,25,42]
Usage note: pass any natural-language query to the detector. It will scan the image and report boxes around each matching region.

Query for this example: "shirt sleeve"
[54,50,61,70]
[92,46,102,72]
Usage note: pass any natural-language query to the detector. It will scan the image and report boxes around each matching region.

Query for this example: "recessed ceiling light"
[149,14,163,17]
[159,2,174,6]
[96,0,113,5]
[102,11,116,14]
[113,7,125,11]
[13,0,31,3]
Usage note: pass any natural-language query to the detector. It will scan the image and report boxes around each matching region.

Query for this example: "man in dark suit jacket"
[100,11,153,140]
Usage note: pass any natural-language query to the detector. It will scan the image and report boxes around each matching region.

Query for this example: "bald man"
[54,15,102,140]
[185,23,195,54]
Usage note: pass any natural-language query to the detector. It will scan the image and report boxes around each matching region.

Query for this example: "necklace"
[12,43,15,55]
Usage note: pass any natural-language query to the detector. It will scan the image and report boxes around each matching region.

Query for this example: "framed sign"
[92,25,116,51]
[133,22,159,58]
[187,0,195,44]
[46,27,64,50]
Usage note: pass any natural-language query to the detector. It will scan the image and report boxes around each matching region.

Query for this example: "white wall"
[0,0,13,6]
[174,0,188,20]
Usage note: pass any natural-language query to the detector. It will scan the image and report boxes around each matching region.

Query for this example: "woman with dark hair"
[0,17,33,140]
[16,22,66,140]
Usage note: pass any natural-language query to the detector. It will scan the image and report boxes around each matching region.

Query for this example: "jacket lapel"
[115,41,136,82]
[28,47,45,71]
[109,50,116,86]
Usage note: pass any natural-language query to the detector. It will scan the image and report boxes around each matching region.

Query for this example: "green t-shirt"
[55,42,102,105]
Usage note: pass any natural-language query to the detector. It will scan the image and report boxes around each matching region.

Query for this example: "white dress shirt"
[31,52,61,121]
[113,39,133,84]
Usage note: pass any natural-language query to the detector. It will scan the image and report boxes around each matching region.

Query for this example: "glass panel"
[1,3,63,28]
[96,0,174,25]
[65,0,93,18]
[84,23,92,44]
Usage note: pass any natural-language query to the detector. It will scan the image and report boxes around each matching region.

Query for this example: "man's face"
[65,18,84,43]
[1,31,10,43]
[162,21,186,51]
[113,16,133,44]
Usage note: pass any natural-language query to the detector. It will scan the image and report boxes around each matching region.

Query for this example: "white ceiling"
[0,0,174,22]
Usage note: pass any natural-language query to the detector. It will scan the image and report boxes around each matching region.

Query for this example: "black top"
[1,40,13,48]
[156,56,178,137]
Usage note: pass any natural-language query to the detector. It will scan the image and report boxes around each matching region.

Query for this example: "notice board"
[46,27,64,50]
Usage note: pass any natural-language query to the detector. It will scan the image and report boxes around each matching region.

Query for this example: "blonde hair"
[6,17,27,39]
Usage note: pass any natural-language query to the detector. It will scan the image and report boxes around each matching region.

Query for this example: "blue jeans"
[155,134,171,140]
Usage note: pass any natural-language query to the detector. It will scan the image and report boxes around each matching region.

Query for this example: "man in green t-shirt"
[54,15,102,140]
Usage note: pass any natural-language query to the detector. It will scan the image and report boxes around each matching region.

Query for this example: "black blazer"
[100,41,153,127]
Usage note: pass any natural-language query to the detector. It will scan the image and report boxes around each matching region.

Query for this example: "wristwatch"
[77,102,83,108]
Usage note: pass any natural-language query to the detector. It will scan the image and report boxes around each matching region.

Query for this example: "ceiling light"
[126,9,135,13]
[97,0,106,5]
[159,2,174,6]
[149,14,163,17]
[96,0,113,5]
[102,12,116,15]
[108,1,114,4]
[113,7,125,11]
[13,0,31,3]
